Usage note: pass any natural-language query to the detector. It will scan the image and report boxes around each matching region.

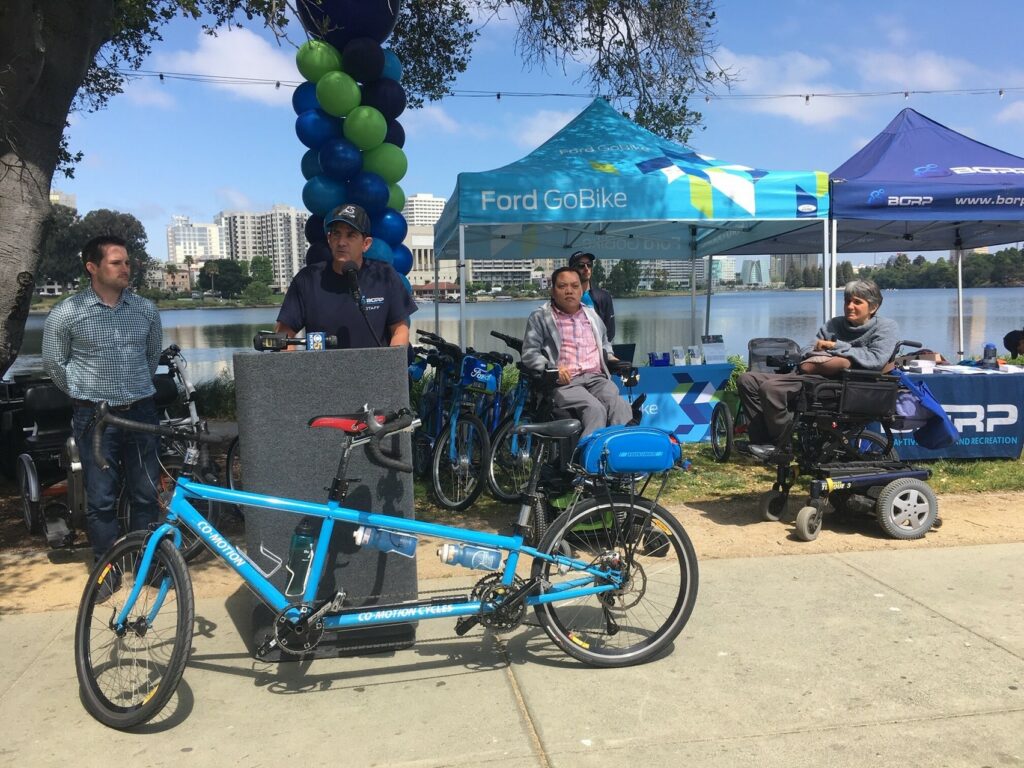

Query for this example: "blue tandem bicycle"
[74,402,699,729]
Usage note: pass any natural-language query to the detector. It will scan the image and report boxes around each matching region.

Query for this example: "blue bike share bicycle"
[74,400,699,729]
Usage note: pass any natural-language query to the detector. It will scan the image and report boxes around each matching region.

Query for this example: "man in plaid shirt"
[43,235,163,566]
[522,267,632,436]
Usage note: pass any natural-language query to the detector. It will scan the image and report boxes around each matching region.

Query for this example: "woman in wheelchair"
[737,279,900,459]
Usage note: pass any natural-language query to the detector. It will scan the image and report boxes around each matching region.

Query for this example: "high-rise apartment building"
[49,189,77,209]
[215,204,309,291]
[166,216,225,265]
[769,253,819,283]
[402,193,447,227]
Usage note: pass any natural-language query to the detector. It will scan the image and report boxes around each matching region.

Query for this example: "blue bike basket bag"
[574,426,681,475]
[460,355,501,394]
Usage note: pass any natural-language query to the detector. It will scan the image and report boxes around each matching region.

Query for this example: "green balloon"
[388,183,406,212]
[342,106,387,151]
[361,142,408,184]
[316,71,361,117]
[296,40,341,83]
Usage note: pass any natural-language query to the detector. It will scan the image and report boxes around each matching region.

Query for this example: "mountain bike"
[74,402,698,730]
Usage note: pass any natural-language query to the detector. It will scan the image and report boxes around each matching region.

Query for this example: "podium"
[233,346,417,659]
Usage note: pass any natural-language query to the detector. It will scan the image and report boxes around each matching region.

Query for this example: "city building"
[49,189,76,209]
[402,193,447,227]
[769,253,819,283]
[214,204,309,291]
[405,224,459,287]
[166,216,225,266]
[740,259,764,285]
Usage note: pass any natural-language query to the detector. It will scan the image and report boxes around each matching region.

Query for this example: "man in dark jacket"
[568,251,616,341]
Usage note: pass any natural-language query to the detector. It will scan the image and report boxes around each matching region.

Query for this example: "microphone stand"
[342,262,384,348]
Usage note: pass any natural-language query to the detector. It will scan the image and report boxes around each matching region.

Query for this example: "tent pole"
[829,218,838,317]
[689,225,698,347]
[458,225,467,347]
[704,254,713,336]
[433,241,440,328]
[956,246,965,359]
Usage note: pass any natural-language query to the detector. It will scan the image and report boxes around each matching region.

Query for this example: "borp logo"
[944,403,1018,433]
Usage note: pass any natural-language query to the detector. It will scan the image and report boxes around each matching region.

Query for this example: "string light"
[804,94,810,105]
[903,91,910,100]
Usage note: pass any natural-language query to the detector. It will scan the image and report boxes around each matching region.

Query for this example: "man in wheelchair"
[522,266,633,437]
[737,279,900,460]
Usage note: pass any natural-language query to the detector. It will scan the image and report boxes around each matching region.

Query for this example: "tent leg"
[956,248,965,359]
[458,225,467,348]
[689,225,698,347]
[829,218,838,318]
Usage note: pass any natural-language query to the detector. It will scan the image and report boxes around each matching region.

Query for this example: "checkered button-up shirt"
[552,304,602,378]
[42,286,162,406]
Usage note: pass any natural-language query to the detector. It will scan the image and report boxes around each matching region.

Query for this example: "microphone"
[340,261,384,348]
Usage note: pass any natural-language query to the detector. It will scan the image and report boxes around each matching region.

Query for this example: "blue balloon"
[384,119,405,148]
[399,273,412,295]
[382,49,403,82]
[306,242,332,267]
[370,208,408,248]
[392,243,413,276]
[295,109,342,150]
[305,214,326,244]
[361,78,406,121]
[292,81,319,115]
[319,137,363,181]
[364,238,393,264]
[301,148,323,180]
[302,175,347,216]
[346,170,390,215]
[342,37,386,83]
[297,0,400,48]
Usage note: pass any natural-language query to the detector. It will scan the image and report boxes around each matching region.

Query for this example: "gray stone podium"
[233,346,417,659]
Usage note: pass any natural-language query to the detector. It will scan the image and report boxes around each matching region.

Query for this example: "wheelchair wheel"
[759,489,787,522]
[846,429,896,461]
[709,402,734,462]
[795,504,822,541]
[875,478,937,540]
[16,455,42,534]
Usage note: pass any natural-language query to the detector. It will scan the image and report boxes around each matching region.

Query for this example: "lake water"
[11,287,1024,384]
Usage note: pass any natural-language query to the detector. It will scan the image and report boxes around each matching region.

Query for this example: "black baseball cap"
[568,250,596,266]
[324,203,371,236]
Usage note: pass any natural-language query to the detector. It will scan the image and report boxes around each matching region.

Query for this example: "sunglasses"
[575,260,594,268]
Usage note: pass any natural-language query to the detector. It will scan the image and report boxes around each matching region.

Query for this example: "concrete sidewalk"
[2,544,1022,767]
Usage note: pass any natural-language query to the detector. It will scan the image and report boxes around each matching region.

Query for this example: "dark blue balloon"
[392,243,413,276]
[305,214,326,244]
[302,175,347,216]
[342,37,385,83]
[296,0,400,48]
[346,171,390,216]
[364,238,393,264]
[295,109,342,150]
[292,81,320,115]
[318,137,363,181]
[382,49,403,82]
[361,78,406,121]
[306,242,332,267]
[399,273,412,295]
[301,149,323,180]
[384,119,405,148]
[370,208,408,248]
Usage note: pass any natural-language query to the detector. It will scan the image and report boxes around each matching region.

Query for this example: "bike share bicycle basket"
[460,354,502,395]
[574,426,681,476]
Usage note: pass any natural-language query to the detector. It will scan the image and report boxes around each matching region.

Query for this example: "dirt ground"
[3,488,1022,616]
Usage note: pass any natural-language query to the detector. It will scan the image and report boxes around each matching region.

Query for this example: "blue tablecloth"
[616,363,734,442]
[894,372,1024,460]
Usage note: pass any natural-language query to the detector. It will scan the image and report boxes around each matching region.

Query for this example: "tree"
[248,255,274,286]
[37,204,82,285]
[76,209,152,289]
[183,255,194,292]
[199,258,249,297]
[785,264,803,289]
[604,260,641,296]
[0,0,727,375]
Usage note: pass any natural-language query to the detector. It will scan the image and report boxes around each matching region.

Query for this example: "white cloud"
[153,28,296,107]
[854,50,972,90]
[995,101,1024,124]
[402,104,492,140]
[214,187,255,211]
[713,47,860,126]
[122,78,176,109]
[515,109,578,148]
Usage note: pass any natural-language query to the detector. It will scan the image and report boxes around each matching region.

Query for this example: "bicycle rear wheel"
[75,532,194,729]
[431,413,490,511]
[531,495,698,667]
[487,416,539,502]
[117,456,220,562]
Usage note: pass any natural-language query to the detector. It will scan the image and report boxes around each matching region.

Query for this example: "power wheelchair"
[757,342,939,542]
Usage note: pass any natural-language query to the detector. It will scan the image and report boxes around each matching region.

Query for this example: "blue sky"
[58,0,1024,262]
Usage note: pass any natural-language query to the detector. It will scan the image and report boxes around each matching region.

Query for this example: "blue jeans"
[73,399,161,561]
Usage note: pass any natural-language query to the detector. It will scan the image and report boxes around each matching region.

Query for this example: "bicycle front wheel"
[531,495,698,667]
[75,532,195,729]
[117,456,220,562]
[487,416,538,503]
[431,413,490,511]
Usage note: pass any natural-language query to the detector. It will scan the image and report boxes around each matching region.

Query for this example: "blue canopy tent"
[726,109,1024,356]
[433,98,831,344]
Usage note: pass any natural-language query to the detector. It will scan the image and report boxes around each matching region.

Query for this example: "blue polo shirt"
[277,259,416,348]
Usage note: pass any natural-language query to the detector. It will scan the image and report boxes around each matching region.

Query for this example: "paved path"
[2,544,1022,767]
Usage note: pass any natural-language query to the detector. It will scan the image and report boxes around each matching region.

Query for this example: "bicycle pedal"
[255,635,278,658]
[454,616,480,636]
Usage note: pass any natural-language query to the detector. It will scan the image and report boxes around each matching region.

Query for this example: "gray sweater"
[802,315,901,370]
[521,301,614,376]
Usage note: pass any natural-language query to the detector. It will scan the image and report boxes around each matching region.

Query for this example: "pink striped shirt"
[552,304,602,378]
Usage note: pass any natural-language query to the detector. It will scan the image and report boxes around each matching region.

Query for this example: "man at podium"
[275,203,416,348]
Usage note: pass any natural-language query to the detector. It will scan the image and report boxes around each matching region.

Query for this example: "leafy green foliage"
[860,247,1024,289]
[604,259,642,296]
[198,258,249,297]
[248,255,273,286]
[38,206,153,288]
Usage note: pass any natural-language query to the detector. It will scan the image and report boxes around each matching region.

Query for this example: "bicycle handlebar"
[90,402,226,471]
[490,330,523,354]
[363,408,416,473]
